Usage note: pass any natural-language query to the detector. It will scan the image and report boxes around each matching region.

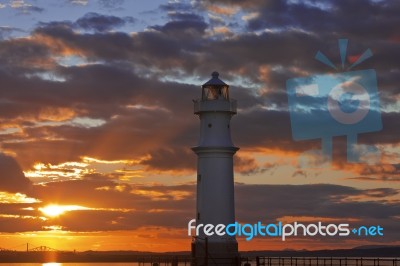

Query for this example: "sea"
[2,258,399,266]
[0,264,142,266]
[1,264,143,266]
[0,261,400,266]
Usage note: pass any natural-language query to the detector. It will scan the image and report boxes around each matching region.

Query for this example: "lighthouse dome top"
[201,71,230,101]
[194,71,237,114]
[202,71,228,88]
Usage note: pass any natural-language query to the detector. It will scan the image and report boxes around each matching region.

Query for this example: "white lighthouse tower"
[192,71,239,265]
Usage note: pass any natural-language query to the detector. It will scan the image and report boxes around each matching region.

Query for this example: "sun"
[39,204,89,217]
[39,205,66,217]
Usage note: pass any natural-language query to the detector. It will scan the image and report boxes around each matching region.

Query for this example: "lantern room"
[201,71,229,101]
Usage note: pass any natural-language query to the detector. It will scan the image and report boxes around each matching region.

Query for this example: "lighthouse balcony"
[194,99,237,114]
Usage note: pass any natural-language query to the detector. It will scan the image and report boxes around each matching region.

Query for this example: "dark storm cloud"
[358,112,400,145]
[0,37,53,73]
[33,24,135,61]
[232,109,320,152]
[75,12,135,32]
[35,7,394,86]
[150,19,208,40]
[0,216,44,232]
[167,12,204,23]
[33,12,207,71]
[197,0,400,76]
[245,0,332,32]
[0,153,31,193]
[0,64,138,120]
[378,69,400,95]
[235,184,400,221]
[159,1,194,13]
[350,164,400,182]
[209,0,400,41]
[28,1,400,84]
[141,148,195,171]
[140,148,261,174]
[0,61,178,116]
[32,24,137,62]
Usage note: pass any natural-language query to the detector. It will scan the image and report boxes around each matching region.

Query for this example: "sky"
[0,0,399,252]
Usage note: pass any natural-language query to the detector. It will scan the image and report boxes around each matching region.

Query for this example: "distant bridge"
[28,245,59,252]
[0,243,61,252]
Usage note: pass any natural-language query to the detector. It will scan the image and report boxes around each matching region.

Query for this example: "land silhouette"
[0,245,398,263]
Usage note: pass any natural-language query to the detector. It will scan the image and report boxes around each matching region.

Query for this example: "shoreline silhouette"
[0,246,398,263]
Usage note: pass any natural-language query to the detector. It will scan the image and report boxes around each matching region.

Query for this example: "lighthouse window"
[197,212,200,220]
[197,174,201,182]
[227,124,230,128]
[202,85,229,100]
[208,123,212,128]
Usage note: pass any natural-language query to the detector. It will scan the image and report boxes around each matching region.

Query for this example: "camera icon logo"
[286,39,382,163]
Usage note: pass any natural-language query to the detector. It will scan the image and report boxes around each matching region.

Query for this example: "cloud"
[0,26,24,39]
[68,0,88,6]
[0,154,31,193]
[234,155,261,175]
[0,35,54,73]
[151,19,208,39]
[347,163,400,182]
[159,1,194,13]
[141,148,195,172]
[200,0,400,42]
[98,0,124,9]
[9,0,43,14]
[75,12,135,32]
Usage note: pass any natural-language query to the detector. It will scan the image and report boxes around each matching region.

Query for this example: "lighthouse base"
[191,239,239,266]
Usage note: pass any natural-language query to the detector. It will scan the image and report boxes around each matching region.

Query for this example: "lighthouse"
[192,72,239,265]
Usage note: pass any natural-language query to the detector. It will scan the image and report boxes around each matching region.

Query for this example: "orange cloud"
[207,5,238,16]
[38,107,76,122]
[33,33,85,57]
[130,188,192,201]
[0,191,40,204]
[213,26,232,36]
